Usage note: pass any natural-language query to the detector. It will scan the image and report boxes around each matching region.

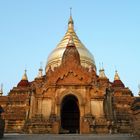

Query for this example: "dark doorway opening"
[60,95,80,134]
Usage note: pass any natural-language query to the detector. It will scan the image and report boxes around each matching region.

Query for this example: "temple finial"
[22,69,28,80]
[68,8,74,28]
[114,70,120,81]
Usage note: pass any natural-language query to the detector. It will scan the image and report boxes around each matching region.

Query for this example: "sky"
[0,0,140,95]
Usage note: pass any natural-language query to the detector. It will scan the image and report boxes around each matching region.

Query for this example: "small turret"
[17,70,30,87]
[37,63,43,78]
[99,69,107,79]
[99,63,107,79]
[112,70,124,88]
[114,70,120,81]
[98,65,109,87]
[22,69,28,80]
[37,68,43,78]
[0,84,3,96]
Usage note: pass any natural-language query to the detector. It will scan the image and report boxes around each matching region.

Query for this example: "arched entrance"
[60,95,80,133]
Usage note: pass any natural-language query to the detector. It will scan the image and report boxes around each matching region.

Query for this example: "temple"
[0,15,140,134]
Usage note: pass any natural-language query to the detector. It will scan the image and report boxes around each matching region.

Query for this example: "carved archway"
[60,95,80,133]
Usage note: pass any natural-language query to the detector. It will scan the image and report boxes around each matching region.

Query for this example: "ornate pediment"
[56,71,85,85]
[47,65,93,86]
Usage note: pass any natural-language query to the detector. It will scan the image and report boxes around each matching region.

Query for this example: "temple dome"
[45,16,96,72]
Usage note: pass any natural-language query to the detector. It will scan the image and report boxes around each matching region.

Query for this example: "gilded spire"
[114,70,120,81]
[22,69,28,80]
[46,12,96,72]
[68,8,74,28]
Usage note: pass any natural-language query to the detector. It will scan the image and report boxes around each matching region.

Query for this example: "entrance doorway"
[60,95,80,133]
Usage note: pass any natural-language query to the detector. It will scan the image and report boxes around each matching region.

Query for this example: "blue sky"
[0,0,140,95]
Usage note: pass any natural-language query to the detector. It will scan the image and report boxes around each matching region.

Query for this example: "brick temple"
[0,15,140,135]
